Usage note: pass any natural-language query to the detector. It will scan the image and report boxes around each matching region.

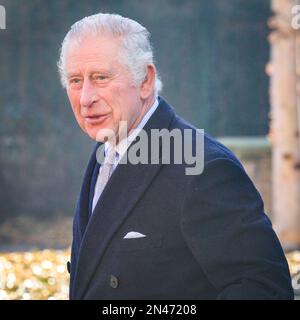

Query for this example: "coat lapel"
[72,98,175,299]
[69,142,102,299]
[75,143,102,242]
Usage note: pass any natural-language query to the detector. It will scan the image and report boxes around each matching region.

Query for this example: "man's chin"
[84,127,117,144]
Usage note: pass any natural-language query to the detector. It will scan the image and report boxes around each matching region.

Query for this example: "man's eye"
[94,75,108,81]
[70,78,81,84]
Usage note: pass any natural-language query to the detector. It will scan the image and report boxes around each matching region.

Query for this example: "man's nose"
[80,79,99,108]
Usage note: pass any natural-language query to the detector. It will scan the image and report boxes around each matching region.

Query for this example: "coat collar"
[72,97,176,299]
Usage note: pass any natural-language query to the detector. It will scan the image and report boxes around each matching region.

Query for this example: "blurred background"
[0,0,299,299]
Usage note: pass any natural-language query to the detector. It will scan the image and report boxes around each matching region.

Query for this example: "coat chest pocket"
[115,234,163,252]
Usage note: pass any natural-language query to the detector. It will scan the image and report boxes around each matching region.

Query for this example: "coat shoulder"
[171,113,242,167]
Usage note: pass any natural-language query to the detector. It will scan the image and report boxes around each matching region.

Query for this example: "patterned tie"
[91,146,116,213]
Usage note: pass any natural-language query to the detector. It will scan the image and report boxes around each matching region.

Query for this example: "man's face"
[65,35,146,142]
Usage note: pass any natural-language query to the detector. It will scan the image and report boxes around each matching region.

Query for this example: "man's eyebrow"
[91,69,114,75]
[66,69,114,78]
[66,72,81,78]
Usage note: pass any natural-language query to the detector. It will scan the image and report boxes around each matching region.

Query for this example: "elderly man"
[58,13,293,300]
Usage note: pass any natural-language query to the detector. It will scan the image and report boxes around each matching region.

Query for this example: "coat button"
[110,275,119,288]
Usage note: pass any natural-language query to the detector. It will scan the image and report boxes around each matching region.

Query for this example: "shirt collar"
[104,97,159,160]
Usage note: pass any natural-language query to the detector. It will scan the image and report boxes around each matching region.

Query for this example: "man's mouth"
[84,114,110,124]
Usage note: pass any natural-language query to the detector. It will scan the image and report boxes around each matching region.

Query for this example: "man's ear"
[140,65,156,99]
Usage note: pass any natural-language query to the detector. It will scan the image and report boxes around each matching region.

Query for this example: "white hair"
[57,13,162,96]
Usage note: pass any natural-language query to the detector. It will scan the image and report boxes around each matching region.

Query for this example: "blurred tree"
[268,0,300,250]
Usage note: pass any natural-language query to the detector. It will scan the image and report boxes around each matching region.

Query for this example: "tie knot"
[95,143,118,167]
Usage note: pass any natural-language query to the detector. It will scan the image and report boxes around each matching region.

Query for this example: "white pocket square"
[123,231,146,239]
